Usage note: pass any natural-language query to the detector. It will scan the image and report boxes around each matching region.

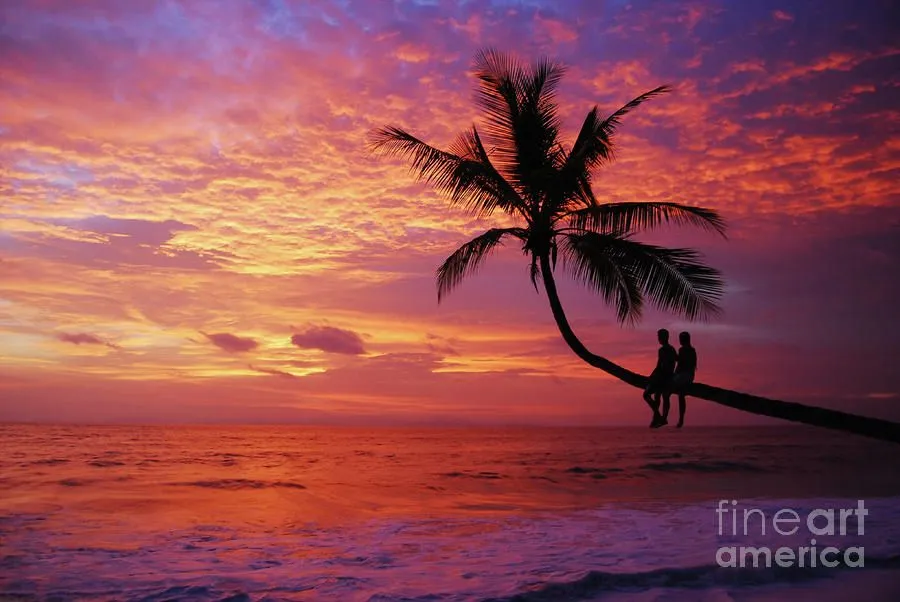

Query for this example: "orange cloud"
[395,42,431,63]
[535,15,578,44]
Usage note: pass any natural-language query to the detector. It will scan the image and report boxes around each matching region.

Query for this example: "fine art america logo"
[715,500,868,568]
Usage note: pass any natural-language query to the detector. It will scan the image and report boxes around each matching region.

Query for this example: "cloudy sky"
[1,0,898,425]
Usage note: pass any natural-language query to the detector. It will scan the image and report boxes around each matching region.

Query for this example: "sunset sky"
[1,0,898,425]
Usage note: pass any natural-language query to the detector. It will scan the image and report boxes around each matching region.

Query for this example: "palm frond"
[529,254,541,291]
[556,86,671,213]
[561,232,644,323]
[521,55,566,142]
[369,126,526,218]
[565,202,727,237]
[437,227,527,301]
[599,85,671,140]
[449,126,528,218]
[473,49,566,202]
[571,86,671,170]
[567,106,610,172]
[472,48,525,161]
[602,236,725,321]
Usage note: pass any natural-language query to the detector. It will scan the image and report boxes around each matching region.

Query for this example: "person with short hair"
[643,329,676,428]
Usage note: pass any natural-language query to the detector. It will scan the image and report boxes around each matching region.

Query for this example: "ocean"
[2,425,899,601]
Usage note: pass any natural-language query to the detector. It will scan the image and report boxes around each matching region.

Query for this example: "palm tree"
[370,49,900,444]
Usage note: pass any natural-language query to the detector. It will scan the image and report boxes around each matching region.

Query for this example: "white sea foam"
[3,497,899,601]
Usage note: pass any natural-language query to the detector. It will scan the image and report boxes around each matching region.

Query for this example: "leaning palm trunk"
[539,255,900,444]
[372,48,900,446]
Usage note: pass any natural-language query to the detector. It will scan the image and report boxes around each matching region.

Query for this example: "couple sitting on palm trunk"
[643,328,697,428]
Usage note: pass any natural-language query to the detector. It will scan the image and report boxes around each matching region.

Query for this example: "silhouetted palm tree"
[371,49,900,444]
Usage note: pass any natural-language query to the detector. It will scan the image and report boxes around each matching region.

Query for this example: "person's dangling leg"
[676,393,687,428]
[644,384,663,427]
[650,392,667,428]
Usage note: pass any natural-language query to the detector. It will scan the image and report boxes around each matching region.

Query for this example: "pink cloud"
[535,15,578,44]
[773,10,794,22]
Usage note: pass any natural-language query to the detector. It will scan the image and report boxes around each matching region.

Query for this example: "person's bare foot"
[651,417,667,428]
[675,422,684,428]
[650,415,663,428]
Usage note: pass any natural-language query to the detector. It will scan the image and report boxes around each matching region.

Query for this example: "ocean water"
[2,425,899,601]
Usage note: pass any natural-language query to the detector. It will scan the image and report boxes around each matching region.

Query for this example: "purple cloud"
[55,332,119,349]
[6,215,230,272]
[291,325,366,355]
[203,332,258,353]
[250,364,296,379]
[71,216,197,246]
